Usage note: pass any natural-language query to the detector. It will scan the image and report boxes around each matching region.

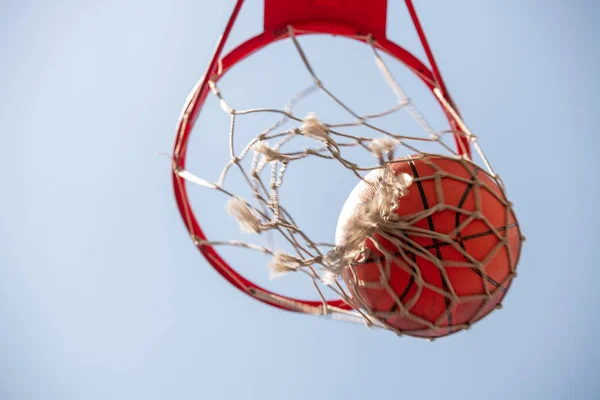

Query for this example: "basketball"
[336,155,522,338]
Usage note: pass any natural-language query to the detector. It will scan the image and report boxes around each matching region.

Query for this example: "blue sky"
[1,1,599,399]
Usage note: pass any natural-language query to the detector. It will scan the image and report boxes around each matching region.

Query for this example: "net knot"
[300,113,331,144]
[379,169,413,215]
[269,251,302,278]
[227,197,262,234]
[269,251,316,279]
[368,138,399,161]
[323,246,353,279]
[253,142,290,163]
[321,270,338,285]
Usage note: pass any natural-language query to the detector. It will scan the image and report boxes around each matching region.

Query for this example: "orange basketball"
[337,155,522,338]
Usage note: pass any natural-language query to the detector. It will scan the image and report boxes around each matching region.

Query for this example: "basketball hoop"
[171,0,524,339]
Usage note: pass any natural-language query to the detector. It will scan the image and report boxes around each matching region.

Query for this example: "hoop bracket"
[264,0,388,38]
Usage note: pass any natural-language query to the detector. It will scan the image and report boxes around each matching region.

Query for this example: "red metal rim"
[172,20,468,313]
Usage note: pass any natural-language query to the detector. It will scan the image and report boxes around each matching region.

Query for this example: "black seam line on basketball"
[455,164,477,253]
[453,165,503,292]
[399,251,417,302]
[357,224,515,294]
[386,252,417,316]
[409,161,453,331]
[360,223,518,264]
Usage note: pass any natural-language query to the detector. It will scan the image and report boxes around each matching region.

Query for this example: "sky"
[1,1,599,399]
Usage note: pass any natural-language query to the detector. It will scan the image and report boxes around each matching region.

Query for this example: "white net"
[175,27,523,338]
